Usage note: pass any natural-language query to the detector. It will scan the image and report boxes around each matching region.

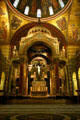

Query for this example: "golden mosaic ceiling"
[6,0,72,21]
[0,0,80,45]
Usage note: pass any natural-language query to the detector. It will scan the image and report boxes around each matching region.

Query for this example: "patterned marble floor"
[0,113,80,120]
[0,105,80,120]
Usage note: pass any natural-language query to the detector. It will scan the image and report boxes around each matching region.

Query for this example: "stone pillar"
[8,65,16,95]
[50,67,53,96]
[12,68,17,95]
[55,62,59,95]
[64,65,70,96]
[50,64,56,96]
[52,67,56,95]
[19,63,24,95]
[20,57,28,96]
[22,64,28,96]
[25,65,28,96]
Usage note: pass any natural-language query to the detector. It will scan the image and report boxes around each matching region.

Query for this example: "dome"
[6,0,72,21]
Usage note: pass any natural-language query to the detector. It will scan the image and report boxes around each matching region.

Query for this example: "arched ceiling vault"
[11,22,66,47]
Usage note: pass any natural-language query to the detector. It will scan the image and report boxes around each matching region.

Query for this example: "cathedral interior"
[0,0,80,105]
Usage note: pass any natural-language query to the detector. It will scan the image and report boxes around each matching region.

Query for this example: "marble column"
[50,68,53,96]
[19,63,24,95]
[22,64,28,96]
[64,66,70,96]
[13,68,17,95]
[50,65,56,96]
[26,65,28,96]
[55,62,59,95]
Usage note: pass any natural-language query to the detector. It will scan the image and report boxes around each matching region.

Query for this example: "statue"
[30,60,48,82]
[37,65,40,75]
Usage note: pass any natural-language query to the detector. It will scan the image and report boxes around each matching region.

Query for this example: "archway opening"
[7,22,68,98]
[27,42,52,96]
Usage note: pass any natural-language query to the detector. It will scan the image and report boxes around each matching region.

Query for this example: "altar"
[30,80,48,96]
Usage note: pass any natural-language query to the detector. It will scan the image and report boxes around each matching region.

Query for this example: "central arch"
[9,22,67,97]
[11,22,66,47]
[19,26,58,96]
[19,31,59,57]
[26,41,52,96]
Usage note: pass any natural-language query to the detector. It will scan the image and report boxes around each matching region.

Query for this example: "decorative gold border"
[6,0,72,22]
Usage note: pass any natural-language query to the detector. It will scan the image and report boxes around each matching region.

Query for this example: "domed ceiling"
[7,0,72,21]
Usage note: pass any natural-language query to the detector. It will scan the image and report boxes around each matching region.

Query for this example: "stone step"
[0,105,80,114]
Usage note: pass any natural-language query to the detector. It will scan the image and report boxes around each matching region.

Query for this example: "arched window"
[0,72,5,90]
[49,6,54,15]
[24,6,30,15]
[78,68,80,79]
[13,0,20,8]
[72,72,78,96]
[37,9,41,18]
[58,0,65,8]
[78,67,80,86]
